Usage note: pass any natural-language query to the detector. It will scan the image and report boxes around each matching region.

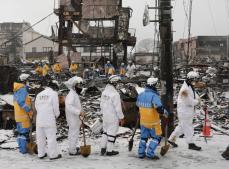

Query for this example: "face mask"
[75,86,82,94]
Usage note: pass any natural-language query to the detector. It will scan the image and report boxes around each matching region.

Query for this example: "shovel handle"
[80,118,87,146]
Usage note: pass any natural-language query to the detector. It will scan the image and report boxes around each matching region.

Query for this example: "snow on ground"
[0,129,229,169]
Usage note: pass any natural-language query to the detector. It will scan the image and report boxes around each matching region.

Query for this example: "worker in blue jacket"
[136,77,168,160]
[13,74,33,154]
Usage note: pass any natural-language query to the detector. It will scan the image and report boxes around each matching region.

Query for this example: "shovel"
[128,117,139,152]
[160,118,170,156]
[80,117,91,157]
[26,117,37,154]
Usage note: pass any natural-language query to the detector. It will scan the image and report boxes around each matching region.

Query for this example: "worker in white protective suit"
[35,80,62,160]
[64,76,85,156]
[126,60,136,78]
[100,75,125,156]
[168,71,201,151]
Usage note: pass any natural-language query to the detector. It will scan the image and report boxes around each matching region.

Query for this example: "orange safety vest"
[70,63,78,73]
[53,63,62,74]
[13,83,32,128]
[139,107,162,135]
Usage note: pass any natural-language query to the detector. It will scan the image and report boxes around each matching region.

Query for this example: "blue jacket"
[136,88,162,108]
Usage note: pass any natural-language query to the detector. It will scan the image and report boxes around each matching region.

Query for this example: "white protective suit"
[65,77,82,154]
[126,64,136,78]
[35,87,60,158]
[100,84,124,152]
[169,81,199,143]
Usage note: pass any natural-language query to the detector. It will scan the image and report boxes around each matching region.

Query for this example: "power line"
[0,12,54,47]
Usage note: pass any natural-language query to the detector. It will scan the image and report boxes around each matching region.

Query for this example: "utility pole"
[158,0,174,135]
[187,0,193,67]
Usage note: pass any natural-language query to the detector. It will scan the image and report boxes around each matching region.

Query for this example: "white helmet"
[65,76,83,89]
[75,77,83,84]
[187,71,199,79]
[147,77,158,86]
[108,75,121,84]
[121,62,125,66]
[19,74,30,82]
[107,61,110,64]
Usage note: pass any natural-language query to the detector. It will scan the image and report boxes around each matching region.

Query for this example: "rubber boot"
[106,151,119,156]
[101,148,106,156]
[50,154,62,160]
[188,143,201,151]
[222,147,229,160]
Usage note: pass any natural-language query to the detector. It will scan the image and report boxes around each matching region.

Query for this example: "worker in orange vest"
[69,61,78,74]
[119,62,126,77]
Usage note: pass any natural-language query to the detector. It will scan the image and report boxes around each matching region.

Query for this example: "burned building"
[54,0,136,67]
[173,36,229,65]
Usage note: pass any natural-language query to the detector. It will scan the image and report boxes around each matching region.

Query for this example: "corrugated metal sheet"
[82,0,120,19]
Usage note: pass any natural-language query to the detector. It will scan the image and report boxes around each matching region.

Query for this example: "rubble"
[0,62,228,151]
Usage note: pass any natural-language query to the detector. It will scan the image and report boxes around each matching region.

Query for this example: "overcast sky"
[0,0,229,42]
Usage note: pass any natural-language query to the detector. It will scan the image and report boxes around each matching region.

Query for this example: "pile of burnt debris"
[0,63,229,149]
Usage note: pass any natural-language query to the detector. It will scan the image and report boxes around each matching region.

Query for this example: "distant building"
[0,22,58,63]
[173,36,229,65]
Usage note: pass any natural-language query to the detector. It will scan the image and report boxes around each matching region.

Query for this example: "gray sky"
[0,0,229,42]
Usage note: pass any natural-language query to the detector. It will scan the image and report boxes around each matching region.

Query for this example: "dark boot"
[39,153,47,159]
[168,140,178,148]
[100,148,106,156]
[222,147,229,160]
[106,150,119,156]
[188,143,201,151]
[50,154,62,160]
[146,155,160,160]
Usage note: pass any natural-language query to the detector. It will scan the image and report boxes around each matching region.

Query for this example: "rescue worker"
[119,62,126,77]
[53,61,62,74]
[64,76,85,156]
[126,60,136,78]
[35,63,43,77]
[53,61,62,81]
[108,64,115,76]
[105,61,115,76]
[42,61,50,77]
[136,77,168,159]
[13,73,33,154]
[35,80,62,160]
[168,71,201,151]
[69,61,78,74]
[100,75,125,156]
[104,61,111,76]
[222,145,229,160]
